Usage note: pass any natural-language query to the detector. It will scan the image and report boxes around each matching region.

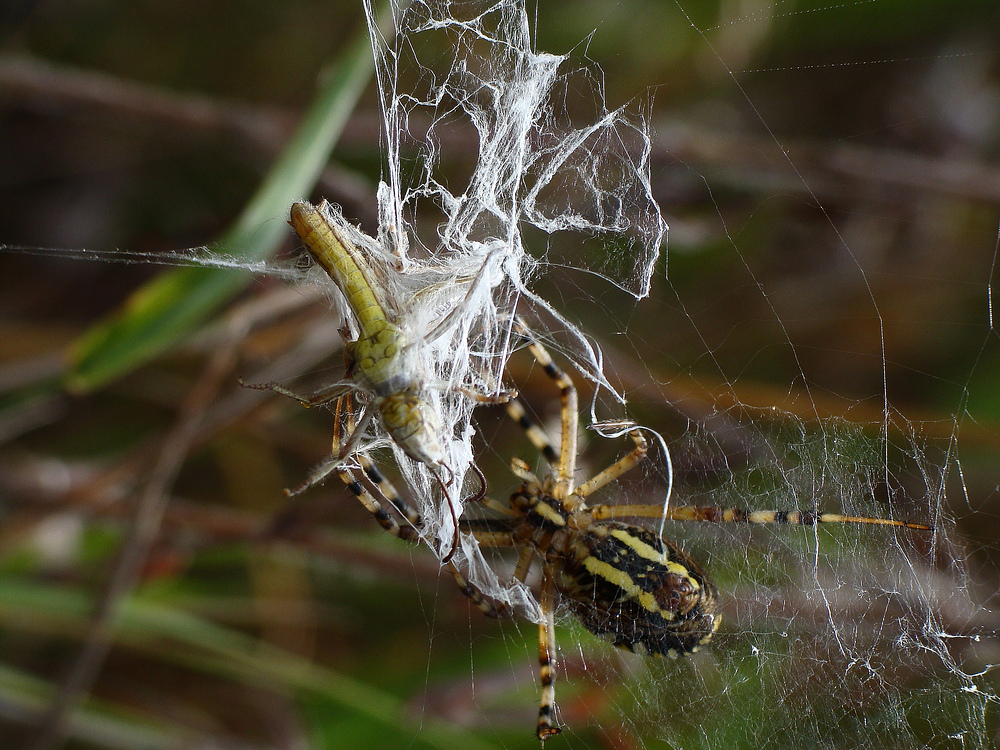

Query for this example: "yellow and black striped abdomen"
[552,522,720,657]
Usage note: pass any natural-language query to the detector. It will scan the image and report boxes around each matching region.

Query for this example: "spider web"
[365,1,1000,748]
[356,0,666,600]
[0,1,996,748]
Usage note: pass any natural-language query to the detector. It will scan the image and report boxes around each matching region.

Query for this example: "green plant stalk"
[67,6,384,392]
[0,577,501,750]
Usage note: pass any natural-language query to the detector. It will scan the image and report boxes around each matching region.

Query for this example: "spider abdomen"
[552,522,721,657]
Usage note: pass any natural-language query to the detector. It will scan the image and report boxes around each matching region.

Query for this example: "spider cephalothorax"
[505,471,720,658]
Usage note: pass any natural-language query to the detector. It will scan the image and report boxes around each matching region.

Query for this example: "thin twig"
[6,54,997,210]
[0,53,290,151]
[655,121,1000,205]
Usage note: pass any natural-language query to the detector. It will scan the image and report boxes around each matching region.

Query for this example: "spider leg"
[350,450,530,618]
[355,455,421,526]
[284,407,376,496]
[587,504,930,530]
[353,456,513,617]
[571,429,648,501]
[319,394,418,536]
[354,447,469,567]
[447,562,511,619]
[333,403,376,461]
[536,564,561,741]
[512,545,536,583]
[459,525,520,547]
[338,460,421,543]
[510,456,541,485]
[505,400,558,464]
[513,320,578,494]
[444,523,540,620]
[479,495,520,516]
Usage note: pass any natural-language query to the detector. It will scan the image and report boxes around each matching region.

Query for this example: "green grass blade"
[0,578,501,750]
[0,662,204,750]
[66,8,383,392]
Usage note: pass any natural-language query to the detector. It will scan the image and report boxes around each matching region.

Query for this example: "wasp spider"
[327,328,931,741]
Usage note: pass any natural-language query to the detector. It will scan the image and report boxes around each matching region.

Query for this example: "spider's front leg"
[512,320,578,492]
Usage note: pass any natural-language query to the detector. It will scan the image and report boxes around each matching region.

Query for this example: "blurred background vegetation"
[1,1,1000,748]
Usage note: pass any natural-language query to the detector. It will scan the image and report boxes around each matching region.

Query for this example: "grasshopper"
[246,200,510,557]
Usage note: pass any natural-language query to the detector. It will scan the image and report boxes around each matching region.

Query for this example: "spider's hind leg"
[536,566,561,741]
[446,562,511,619]
[331,453,421,544]
[586,503,931,531]
[313,393,423,543]
[351,450,527,618]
